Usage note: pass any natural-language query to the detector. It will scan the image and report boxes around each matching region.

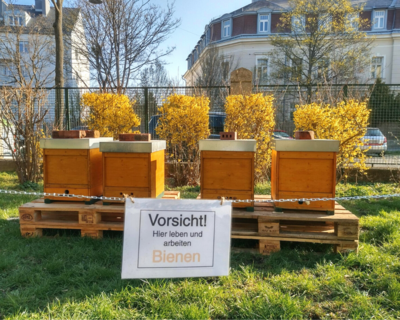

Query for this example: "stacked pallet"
[232,195,359,254]
[19,191,180,239]
[19,193,359,254]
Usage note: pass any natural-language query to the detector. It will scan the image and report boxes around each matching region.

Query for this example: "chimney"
[35,0,50,16]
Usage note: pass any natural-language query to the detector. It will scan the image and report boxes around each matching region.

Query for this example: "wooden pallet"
[19,193,359,255]
[19,191,180,238]
[231,195,359,254]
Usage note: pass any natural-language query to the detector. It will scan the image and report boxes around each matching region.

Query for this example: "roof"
[211,0,400,23]
[1,4,79,34]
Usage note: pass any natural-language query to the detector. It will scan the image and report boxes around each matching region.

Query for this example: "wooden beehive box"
[271,139,340,214]
[100,140,166,201]
[41,137,113,202]
[199,139,256,209]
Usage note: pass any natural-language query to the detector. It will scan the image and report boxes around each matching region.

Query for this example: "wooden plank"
[202,158,253,191]
[201,151,254,159]
[276,191,335,211]
[334,242,359,253]
[45,153,89,186]
[232,234,359,245]
[279,151,335,160]
[278,158,334,193]
[233,208,359,222]
[258,221,280,235]
[151,150,165,198]
[44,149,87,156]
[104,155,149,188]
[259,240,280,255]
[337,224,359,239]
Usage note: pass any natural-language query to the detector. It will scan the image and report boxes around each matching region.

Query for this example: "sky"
[13,0,249,82]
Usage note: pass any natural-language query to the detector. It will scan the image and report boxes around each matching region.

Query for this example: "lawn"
[1,171,400,319]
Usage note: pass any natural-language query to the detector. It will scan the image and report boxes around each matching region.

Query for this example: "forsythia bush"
[224,93,275,181]
[156,94,210,186]
[81,93,141,139]
[293,100,370,175]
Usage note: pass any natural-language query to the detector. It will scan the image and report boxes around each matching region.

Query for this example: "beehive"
[100,140,166,200]
[40,137,113,202]
[199,139,256,208]
[271,139,340,214]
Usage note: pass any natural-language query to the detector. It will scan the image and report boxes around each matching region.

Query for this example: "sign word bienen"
[121,199,232,279]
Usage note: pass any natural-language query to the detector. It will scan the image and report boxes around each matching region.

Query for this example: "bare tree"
[193,45,238,87]
[140,60,171,87]
[267,0,373,102]
[70,0,180,92]
[0,13,52,183]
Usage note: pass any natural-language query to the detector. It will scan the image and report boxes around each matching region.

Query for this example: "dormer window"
[223,19,231,38]
[373,10,385,29]
[259,14,270,33]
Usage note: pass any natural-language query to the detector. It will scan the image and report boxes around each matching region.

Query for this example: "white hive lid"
[40,137,113,149]
[100,140,167,153]
[199,139,257,152]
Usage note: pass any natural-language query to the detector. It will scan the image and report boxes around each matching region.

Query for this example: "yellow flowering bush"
[293,100,370,177]
[224,93,276,182]
[156,94,210,186]
[81,93,141,140]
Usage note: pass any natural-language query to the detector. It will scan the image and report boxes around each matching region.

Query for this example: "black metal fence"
[1,83,400,167]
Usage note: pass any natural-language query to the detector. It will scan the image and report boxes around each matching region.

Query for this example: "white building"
[0,0,89,88]
[184,0,400,86]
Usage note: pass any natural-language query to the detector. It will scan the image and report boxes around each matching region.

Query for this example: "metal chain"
[1,188,400,203]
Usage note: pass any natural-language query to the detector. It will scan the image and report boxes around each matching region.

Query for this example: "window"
[315,58,330,80]
[21,66,28,77]
[19,41,29,53]
[373,10,385,29]
[223,20,231,37]
[9,16,23,26]
[292,15,305,33]
[347,13,359,30]
[256,58,268,84]
[0,63,6,76]
[259,14,269,33]
[318,14,332,31]
[206,28,211,44]
[371,56,384,78]
[222,59,230,80]
[286,57,303,80]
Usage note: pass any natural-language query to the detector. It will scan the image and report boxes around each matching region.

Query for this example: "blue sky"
[14,0,249,81]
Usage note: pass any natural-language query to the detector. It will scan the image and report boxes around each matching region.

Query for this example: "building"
[183,0,400,86]
[0,0,90,87]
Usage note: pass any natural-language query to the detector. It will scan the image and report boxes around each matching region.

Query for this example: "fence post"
[144,87,149,133]
[65,88,70,130]
[343,84,348,102]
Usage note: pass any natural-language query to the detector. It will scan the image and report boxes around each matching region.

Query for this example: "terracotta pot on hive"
[271,131,339,215]
[99,134,166,203]
[199,132,256,211]
[41,131,113,204]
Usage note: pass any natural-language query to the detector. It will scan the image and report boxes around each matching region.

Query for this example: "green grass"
[1,172,400,319]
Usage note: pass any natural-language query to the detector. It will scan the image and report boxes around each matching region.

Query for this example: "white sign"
[121,198,232,279]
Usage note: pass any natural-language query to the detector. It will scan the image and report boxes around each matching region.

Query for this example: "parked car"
[361,127,387,155]
[149,112,227,140]
[272,130,293,140]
